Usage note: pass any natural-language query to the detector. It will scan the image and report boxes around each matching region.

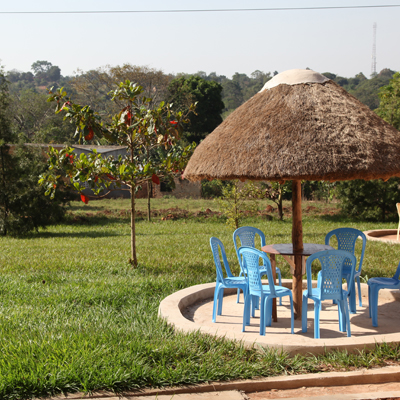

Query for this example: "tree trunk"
[0,146,9,235]
[292,180,303,319]
[130,185,137,267]
[278,189,283,220]
[147,180,152,222]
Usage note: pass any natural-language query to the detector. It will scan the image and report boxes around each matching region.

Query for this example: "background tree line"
[5,61,397,145]
[3,60,400,225]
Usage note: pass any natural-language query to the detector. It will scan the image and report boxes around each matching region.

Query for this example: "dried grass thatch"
[184,78,400,183]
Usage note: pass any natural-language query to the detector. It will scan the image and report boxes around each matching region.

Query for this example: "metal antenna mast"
[371,22,377,76]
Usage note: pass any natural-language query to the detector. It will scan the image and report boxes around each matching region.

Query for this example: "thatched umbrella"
[184,69,400,318]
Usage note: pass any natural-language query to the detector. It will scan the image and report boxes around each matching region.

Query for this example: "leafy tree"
[31,61,62,86]
[167,76,224,143]
[71,65,173,120]
[263,181,291,220]
[217,180,259,230]
[8,88,75,143]
[0,69,70,235]
[336,178,400,222]
[376,71,400,129]
[31,61,53,75]
[222,80,244,111]
[7,70,35,84]
[39,80,196,267]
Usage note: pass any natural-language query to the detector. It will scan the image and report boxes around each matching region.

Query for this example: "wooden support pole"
[270,254,277,322]
[292,180,304,319]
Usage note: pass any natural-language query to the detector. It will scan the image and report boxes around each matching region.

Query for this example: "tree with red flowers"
[39,80,196,267]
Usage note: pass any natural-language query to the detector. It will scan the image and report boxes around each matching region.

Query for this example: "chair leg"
[356,276,362,307]
[338,301,344,332]
[251,295,259,318]
[349,280,357,314]
[343,300,351,337]
[338,300,346,332]
[242,292,250,332]
[277,269,282,306]
[301,294,308,333]
[236,271,244,303]
[371,286,380,327]
[314,300,321,339]
[217,288,224,315]
[212,284,221,323]
[289,294,294,334]
[265,297,273,327]
[259,297,266,336]
[368,284,371,318]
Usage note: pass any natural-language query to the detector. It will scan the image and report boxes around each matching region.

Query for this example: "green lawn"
[0,198,400,399]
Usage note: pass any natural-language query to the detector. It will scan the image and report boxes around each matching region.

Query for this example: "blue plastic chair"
[368,261,400,327]
[325,228,367,313]
[239,247,294,335]
[302,250,356,339]
[210,237,248,323]
[233,226,282,304]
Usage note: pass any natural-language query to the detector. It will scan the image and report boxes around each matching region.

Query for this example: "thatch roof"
[184,69,400,183]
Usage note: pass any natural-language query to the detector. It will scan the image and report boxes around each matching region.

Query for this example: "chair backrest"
[306,250,357,301]
[238,247,275,297]
[325,228,367,273]
[233,226,266,268]
[210,237,234,284]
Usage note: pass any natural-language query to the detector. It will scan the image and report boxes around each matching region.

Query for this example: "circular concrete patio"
[364,229,400,244]
[159,281,400,355]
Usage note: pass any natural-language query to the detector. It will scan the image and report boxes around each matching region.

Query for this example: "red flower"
[106,173,115,181]
[169,120,178,126]
[151,174,160,185]
[85,126,94,141]
[80,194,89,204]
[126,111,132,126]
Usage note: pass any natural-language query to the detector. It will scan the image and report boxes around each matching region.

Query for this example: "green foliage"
[0,68,70,235]
[336,178,400,222]
[31,61,61,86]
[201,179,229,198]
[217,180,260,230]
[8,88,75,143]
[0,144,72,236]
[220,70,272,116]
[329,69,396,110]
[262,181,291,220]
[309,181,336,202]
[71,64,173,119]
[167,76,224,143]
[5,63,396,146]
[376,71,400,130]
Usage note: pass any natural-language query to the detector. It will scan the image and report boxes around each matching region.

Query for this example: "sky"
[0,0,399,79]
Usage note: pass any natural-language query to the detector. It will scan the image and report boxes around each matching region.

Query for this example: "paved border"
[51,366,400,398]
[364,229,400,244]
[158,281,400,356]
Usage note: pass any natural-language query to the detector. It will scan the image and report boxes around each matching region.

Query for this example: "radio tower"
[371,22,377,76]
